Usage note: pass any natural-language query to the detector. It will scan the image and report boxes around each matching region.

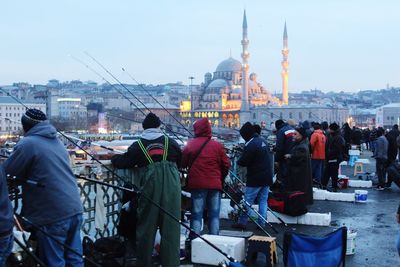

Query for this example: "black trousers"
[322,162,339,189]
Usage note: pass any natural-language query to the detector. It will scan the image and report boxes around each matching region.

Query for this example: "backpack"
[268,191,308,216]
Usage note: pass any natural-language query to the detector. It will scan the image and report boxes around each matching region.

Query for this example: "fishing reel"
[6,174,20,201]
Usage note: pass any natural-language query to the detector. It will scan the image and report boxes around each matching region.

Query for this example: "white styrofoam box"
[297,212,331,226]
[339,161,348,166]
[267,211,297,224]
[220,198,233,219]
[355,159,371,164]
[191,234,245,265]
[313,188,327,200]
[348,180,373,188]
[349,150,360,156]
[325,191,355,202]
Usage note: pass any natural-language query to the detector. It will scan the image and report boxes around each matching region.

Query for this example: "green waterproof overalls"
[136,136,181,267]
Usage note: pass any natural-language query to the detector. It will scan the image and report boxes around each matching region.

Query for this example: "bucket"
[354,190,368,203]
[346,229,357,255]
[337,177,349,189]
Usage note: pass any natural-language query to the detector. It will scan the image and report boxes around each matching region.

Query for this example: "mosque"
[180,11,287,128]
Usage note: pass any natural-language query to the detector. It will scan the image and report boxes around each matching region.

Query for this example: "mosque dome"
[216,57,242,73]
[207,79,227,88]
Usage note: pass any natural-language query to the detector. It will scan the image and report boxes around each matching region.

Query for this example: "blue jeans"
[36,214,84,267]
[190,189,221,236]
[311,159,324,183]
[0,233,13,267]
[238,186,269,226]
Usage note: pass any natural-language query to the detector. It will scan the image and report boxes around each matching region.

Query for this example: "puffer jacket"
[181,118,230,190]
[310,129,326,160]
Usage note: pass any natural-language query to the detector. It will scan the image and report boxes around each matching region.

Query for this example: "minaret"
[281,22,289,105]
[241,9,250,115]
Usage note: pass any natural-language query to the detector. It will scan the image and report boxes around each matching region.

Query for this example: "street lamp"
[188,76,195,125]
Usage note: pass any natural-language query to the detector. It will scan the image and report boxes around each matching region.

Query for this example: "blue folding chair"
[283,227,347,267]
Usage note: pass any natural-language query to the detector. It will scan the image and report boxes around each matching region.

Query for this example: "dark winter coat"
[326,130,346,163]
[351,128,362,146]
[111,128,182,169]
[3,121,83,225]
[374,135,388,160]
[237,132,273,187]
[386,128,400,162]
[181,118,230,190]
[287,138,313,205]
[275,123,296,162]
[0,167,13,234]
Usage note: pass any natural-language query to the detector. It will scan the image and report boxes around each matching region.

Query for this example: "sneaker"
[375,185,384,191]
[231,223,247,230]
[179,249,186,261]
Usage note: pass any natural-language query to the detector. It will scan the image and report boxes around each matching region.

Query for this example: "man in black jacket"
[111,113,182,267]
[0,168,13,266]
[322,123,346,192]
[232,122,273,230]
[386,125,400,189]
[397,203,400,256]
[274,119,295,186]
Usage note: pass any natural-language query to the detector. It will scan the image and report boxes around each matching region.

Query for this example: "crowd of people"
[1,110,400,266]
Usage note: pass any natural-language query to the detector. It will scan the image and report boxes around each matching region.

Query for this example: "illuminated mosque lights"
[180,10,288,128]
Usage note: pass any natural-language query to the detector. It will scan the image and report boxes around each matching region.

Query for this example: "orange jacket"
[310,129,326,160]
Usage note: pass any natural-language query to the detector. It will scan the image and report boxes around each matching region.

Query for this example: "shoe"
[179,249,186,261]
[385,183,392,189]
[231,223,247,230]
[375,186,384,191]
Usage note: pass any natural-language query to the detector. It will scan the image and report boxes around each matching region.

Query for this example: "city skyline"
[0,1,399,92]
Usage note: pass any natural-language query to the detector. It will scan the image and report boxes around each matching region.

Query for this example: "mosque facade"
[180,11,281,128]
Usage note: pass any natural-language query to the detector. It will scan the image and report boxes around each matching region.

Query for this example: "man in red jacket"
[310,123,326,184]
[182,118,230,236]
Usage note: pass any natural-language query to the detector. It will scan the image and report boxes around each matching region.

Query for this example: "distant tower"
[241,9,250,113]
[281,22,289,105]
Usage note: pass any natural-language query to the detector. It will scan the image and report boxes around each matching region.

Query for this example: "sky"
[0,0,399,92]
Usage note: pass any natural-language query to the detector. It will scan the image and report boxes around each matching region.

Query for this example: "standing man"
[232,122,273,229]
[112,113,182,267]
[322,123,346,192]
[310,123,326,184]
[386,125,399,188]
[0,168,13,267]
[397,203,400,256]
[374,128,388,190]
[3,109,84,267]
[274,119,295,187]
[182,118,230,237]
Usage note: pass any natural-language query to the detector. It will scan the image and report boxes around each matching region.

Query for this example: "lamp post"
[188,76,195,125]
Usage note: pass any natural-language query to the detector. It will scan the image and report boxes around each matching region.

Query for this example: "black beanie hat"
[240,122,255,142]
[275,119,285,130]
[142,113,161,130]
[21,109,47,132]
[295,127,307,139]
[253,124,261,135]
[329,122,340,132]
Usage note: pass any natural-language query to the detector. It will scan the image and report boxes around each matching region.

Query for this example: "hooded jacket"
[0,167,13,235]
[386,128,400,162]
[111,128,182,168]
[326,130,346,162]
[310,129,326,160]
[181,118,230,190]
[238,122,273,187]
[3,121,83,225]
[275,123,296,162]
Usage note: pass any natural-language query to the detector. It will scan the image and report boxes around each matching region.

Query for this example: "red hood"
[194,118,212,137]
[314,129,324,135]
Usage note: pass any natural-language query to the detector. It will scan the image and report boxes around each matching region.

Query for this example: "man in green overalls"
[112,113,182,267]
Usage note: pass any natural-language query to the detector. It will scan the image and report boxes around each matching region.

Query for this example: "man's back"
[3,121,82,225]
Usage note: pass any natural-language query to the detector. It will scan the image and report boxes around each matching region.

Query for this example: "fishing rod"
[76,54,283,247]
[76,176,243,265]
[2,88,246,265]
[15,214,102,267]
[61,133,125,154]
[70,55,186,145]
[121,66,192,137]
[13,215,47,267]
